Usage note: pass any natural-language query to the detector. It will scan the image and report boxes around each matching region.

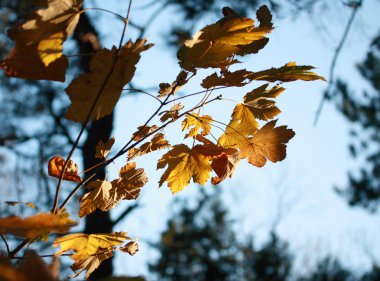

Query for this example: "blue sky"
[83,0,380,277]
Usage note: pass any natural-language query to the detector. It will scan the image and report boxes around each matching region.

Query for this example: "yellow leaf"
[131,125,158,141]
[0,212,75,238]
[243,83,284,121]
[177,5,273,71]
[95,137,115,159]
[128,133,170,160]
[240,120,295,167]
[54,232,129,260]
[54,232,130,279]
[157,144,223,193]
[159,103,184,122]
[182,113,213,138]
[219,103,259,148]
[248,62,326,82]
[79,180,112,218]
[48,156,82,183]
[65,39,153,123]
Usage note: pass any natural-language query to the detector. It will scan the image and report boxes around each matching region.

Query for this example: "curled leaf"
[128,133,170,160]
[159,103,184,122]
[48,156,81,183]
[132,125,158,141]
[95,137,115,158]
[120,241,139,256]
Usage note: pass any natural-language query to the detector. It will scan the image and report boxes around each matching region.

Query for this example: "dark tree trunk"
[74,13,114,280]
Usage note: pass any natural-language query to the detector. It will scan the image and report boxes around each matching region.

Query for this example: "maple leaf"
[79,180,112,218]
[132,125,158,141]
[0,212,75,238]
[1,0,83,81]
[95,137,115,159]
[54,232,130,278]
[159,103,184,122]
[65,39,153,123]
[157,144,224,193]
[182,113,213,138]
[79,162,147,217]
[48,156,82,183]
[177,5,273,71]
[157,71,189,97]
[128,133,170,160]
[248,62,327,82]
[219,103,259,148]
[240,120,295,167]
[201,69,252,88]
[211,148,240,185]
[120,241,139,255]
[243,83,284,121]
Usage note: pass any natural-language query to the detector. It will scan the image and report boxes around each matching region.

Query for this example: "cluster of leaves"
[0,0,323,279]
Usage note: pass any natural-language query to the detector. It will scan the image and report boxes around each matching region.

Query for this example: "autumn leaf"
[240,120,295,167]
[243,83,284,121]
[201,69,252,88]
[95,137,115,158]
[157,144,224,193]
[120,241,139,255]
[128,133,170,160]
[159,103,184,122]
[48,156,82,183]
[132,125,158,141]
[177,5,273,71]
[218,103,259,149]
[0,212,75,238]
[4,201,36,209]
[182,113,213,138]
[211,148,240,185]
[79,180,112,218]
[248,62,326,82]
[54,232,130,279]
[65,39,153,123]
[79,163,147,217]
[157,71,188,97]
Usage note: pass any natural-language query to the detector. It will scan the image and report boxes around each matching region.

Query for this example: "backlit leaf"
[211,148,240,185]
[132,125,158,141]
[182,113,213,138]
[177,5,273,71]
[0,212,75,238]
[65,39,153,123]
[240,120,295,167]
[128,133,170,160]
[243,83,284,121]
[95,137,115,159]
[201,69,252,88]
[157,144,224,193]
[120,241,139,255]
[248,62,326,82]
[79,180,112,218]
[48,156,81,183]
[159,103,184,122]
[71,251,113,279]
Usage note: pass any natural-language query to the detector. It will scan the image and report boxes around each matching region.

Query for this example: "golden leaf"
[65,39,153,123]
[54,232,129,279]
[95,137,115,159]
[0,212,75,238]
[248,62,327,82]
[159,103,184,122]
[182,113,213,138]
[128,133,170,160]
[211,149,240,185]
[132,125,158,141]
[157,144,223,193]
[243,83,284,121]
[219,103,259,148]
[177,5,273,71]
[240,120,295,167]
[48,156,81,183]
[79,180,112,218]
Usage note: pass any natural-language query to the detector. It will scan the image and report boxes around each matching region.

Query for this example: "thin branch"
[314,1,362,125]
[11,253,72,260]
[0,234,10,255]
[123,88,163,104]
[8,239,30,258]
[112,203,141,226]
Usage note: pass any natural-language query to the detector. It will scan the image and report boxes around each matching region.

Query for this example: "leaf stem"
[82,8,126,22]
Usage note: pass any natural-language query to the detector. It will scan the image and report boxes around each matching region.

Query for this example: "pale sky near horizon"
[83,0,380,277]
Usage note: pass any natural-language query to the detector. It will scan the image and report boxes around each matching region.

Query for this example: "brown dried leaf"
[48,156,81,183]
[128,133,170,160]
[95,137,115,159]
[132,125,158,141]
[159,103,184,122]
[120,241,139,256]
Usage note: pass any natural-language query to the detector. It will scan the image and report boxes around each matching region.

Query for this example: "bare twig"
[0,234,10,255]
[112,203,141,226]
[314,1,362,125]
